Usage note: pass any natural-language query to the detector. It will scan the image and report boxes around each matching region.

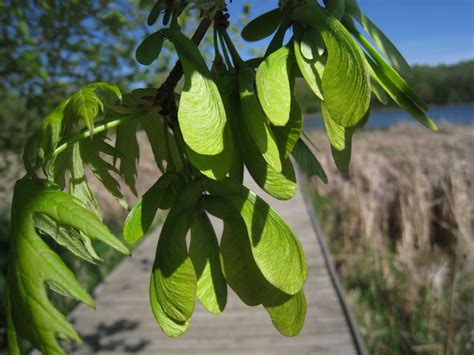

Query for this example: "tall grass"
[309,123,474,354]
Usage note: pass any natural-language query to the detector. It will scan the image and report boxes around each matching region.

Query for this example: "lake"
[304,104,474,130]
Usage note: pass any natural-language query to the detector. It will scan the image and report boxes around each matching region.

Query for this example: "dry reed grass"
[309,123,474,354]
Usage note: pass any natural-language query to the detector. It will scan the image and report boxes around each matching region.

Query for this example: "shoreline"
[303,102,474,119]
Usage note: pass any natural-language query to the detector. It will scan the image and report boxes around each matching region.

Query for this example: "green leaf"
[202,179,307,295]
[321,102,346,151]
[241,8,282,42]
[201,196,307,336]
[136,29,167,65]
[150,276,190,338]
[272,97,304,159]
[343,17,428,112]
[189,212,227,314]
[345,0,412,77]
[33,214,101,264]
[265,290,306,337]
[292,4,371,127]
[80,138,128,209]
[186,124,234,180]
[331,134,353,173]
[371,77,388,105]
[151,184,201,327]
[123,173,183,244]
[239,65,282,172]
[141,110,169,172]
[35,100,69,159]
[256,46,294,126]
[292,139,328,183]
[65,88,103,131]
[147,2,162,26]
[115,119,140,195]
[324,0,346,19]
[300,26,325,60]
[239,118,296,200]
[7,179,128,354]
[170,29,227,155]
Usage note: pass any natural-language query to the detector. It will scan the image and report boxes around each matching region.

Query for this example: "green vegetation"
[308,124,474,354]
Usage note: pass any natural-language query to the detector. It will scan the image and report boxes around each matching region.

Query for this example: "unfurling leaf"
[190,212,227,314]
[241,8,282,42]
[170,29,227,155]
[115,119,140,195]
[256,46,294,126]
[6,179,128,354]
[292,4,371,127]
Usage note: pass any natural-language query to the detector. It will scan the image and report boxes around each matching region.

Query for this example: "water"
[304,104,474,130]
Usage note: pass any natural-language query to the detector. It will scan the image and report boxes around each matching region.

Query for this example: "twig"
[153,17,213,108]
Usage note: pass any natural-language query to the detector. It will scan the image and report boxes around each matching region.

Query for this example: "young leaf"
[33,213,101,264]
[7,179,128,354]
[136,29,167,65]
[170,29,227,155]
[292,4,371,127]
[190,212,227,314]
[202,179,307,295]
[241,8,282,42]
[238,65,282,172]
[291,139,328,183]
[256,46,294,126]
[65,88,104,131]
[151,184,201,326]
[123,173,184,244]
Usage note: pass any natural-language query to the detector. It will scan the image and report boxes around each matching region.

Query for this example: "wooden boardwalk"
[68,172,361,354]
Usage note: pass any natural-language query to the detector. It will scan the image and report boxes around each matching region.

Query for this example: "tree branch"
[153,16,213,109]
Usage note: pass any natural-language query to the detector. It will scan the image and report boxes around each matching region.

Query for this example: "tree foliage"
[4,0,436,354]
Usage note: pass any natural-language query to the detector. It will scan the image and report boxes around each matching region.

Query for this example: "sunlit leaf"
[123,173,183,244]
[292,4,371,127]
[202,179,307,295]
[272,97,304,159]
[151,184,201,326]
[6,179,128,354]
[256,46,294,126]
[170,29,227,155]
[239,65,282,172]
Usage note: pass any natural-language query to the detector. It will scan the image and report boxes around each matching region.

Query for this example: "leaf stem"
[219,29,244,66]
[51,113,144,158]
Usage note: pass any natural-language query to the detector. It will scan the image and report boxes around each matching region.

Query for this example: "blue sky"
[228,0,474,65]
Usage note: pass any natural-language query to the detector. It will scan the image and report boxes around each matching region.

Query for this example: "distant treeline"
[296,60,474,114]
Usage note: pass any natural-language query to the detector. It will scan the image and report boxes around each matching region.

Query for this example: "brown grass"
[309,123,474,354]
